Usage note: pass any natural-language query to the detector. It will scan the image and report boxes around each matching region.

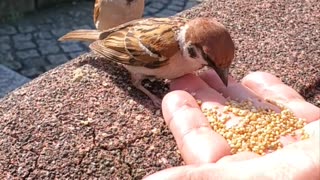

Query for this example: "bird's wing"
[90,30,134,65]
[90,17,186,69]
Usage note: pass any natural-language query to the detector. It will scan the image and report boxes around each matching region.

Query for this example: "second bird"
[94,0,145,30]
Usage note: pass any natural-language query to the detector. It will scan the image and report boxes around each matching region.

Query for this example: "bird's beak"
[201,50,229,86]
[213,67,229,86]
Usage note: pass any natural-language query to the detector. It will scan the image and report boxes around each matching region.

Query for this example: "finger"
[242,72,320,122]
[172,74,255,128]
[303,120,320,139]
[144,137,320,180]
[280,119,320,145]
[162,90,230,164]
[216,152,260,164]
[199,70,281,112]
[171,73,227,107]
[199,69,234,92]
[143,164,224,180]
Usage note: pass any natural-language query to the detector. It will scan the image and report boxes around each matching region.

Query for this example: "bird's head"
[182,17,235,86]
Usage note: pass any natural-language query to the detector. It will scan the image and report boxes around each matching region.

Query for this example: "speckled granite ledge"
[0,0,319,179]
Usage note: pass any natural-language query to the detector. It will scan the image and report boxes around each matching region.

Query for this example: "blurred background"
[0,0,201,97]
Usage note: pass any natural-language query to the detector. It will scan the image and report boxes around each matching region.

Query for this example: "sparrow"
[59,17,235,107]
[94,0,145,30]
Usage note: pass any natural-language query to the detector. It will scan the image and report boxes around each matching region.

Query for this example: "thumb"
[144,137,319,180]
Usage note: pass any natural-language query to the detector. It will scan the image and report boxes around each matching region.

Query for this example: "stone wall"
[0,0,83,20]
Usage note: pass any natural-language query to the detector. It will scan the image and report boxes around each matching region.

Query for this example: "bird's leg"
[130,73,162,107]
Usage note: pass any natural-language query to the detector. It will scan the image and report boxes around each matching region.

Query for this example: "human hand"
[145,71,320,179]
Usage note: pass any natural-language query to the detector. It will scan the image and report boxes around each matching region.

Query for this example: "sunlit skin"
[144,71,319,179]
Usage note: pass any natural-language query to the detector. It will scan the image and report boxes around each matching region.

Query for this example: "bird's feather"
[58,30,101,42]
[90,17,187,69]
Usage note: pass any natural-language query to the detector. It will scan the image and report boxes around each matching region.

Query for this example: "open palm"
[145,71,319,179]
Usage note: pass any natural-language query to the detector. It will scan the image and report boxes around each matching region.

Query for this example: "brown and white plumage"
[94,0,145,30]
[59,17,235,107]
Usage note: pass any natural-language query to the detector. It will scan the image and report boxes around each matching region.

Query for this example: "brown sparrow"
[94,0,145,30]
[59,17,235,107]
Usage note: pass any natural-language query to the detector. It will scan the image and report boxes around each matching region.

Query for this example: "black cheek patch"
[187,46,197,58]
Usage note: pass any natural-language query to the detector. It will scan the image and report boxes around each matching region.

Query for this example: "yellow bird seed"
[201,99,309,155]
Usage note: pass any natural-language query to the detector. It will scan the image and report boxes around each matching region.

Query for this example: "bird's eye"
[187,46,197,58]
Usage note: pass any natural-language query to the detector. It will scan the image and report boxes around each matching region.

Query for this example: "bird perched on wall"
[59,17,235,107]
[94,0,145,30]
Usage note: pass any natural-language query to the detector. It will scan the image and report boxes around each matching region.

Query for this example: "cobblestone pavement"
[0,0,201,79]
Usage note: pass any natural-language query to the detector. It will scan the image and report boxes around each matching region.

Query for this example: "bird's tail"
[58,29,101,42]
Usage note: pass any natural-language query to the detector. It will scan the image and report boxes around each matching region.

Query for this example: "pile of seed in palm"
[199,99,310,155]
